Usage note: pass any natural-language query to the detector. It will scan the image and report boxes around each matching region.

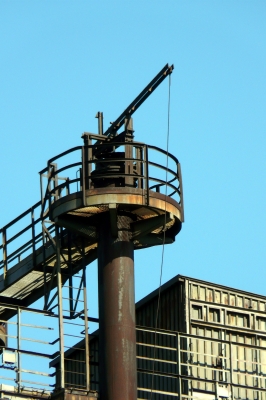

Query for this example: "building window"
[209,308,220,323]
[227,311,250,328]
[192,305,203,320]
[257,316,266,331]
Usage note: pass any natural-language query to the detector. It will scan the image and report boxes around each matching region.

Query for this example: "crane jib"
[103,63,174,139]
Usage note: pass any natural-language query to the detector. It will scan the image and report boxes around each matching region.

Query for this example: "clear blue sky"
[0,1,265,321]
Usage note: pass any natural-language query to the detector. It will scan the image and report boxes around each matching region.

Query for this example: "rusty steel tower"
[0,64,184,400]
[47,64,183,399]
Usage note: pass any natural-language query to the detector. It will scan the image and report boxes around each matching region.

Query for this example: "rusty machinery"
[42,64,184,399]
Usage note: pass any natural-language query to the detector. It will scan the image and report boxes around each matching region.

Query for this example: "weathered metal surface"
[51,182,182,221]
[0,323,6,349]
[53,275,266,399]
[0,132,183,321]
[56,326,266,399]
[0,235,97,320]
[97,214,137,400]
[0,64,183,399]
[51,190,182,250]
[51,389,98,400]
[187,276,266,399]
[136,277,183,332]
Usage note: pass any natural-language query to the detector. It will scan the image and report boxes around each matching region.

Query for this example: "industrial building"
[51,274,266,400]
[1,273,266,399]
[0,64,264,399]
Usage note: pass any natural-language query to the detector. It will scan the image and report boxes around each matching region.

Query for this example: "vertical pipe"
[56,225,65,389]
[98,214,137,400]
[97,112,104,136]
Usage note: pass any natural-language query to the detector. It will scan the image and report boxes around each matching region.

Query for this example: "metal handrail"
[40,141,182,210]
[83,326,266,398]
[3,319,266,397]
[0,201,43,275]
[1,141,184,275]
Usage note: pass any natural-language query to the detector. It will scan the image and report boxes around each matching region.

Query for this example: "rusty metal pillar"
[98,214,137,400]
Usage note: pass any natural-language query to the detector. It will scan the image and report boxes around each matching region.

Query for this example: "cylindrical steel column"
[98,214,137,400]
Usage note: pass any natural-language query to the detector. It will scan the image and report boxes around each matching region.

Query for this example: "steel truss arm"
[103,63,174,139]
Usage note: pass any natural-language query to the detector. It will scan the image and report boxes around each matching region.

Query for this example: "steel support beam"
[56,226,65,389]
[98,214,137,400]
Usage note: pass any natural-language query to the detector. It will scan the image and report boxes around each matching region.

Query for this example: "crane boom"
[103,63,174,138]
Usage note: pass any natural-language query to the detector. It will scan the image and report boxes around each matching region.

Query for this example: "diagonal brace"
[130,213,173,240]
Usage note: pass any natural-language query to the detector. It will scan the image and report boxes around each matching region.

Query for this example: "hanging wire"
[149,73,172,400]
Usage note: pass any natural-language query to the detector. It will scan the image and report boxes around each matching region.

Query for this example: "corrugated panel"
[58,328,266,399]
[136,281,182,332]
[89,335,99,392]
[187,277,266,400]
[65,343,86,389]
[55,275,266,399]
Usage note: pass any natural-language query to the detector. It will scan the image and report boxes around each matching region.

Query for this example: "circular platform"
[51,187,182,249]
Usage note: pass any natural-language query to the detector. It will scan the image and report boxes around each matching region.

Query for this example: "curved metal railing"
[0,142,184,275]
[39,142,184,218]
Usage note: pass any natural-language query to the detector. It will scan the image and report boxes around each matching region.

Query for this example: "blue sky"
[0,1,266,321]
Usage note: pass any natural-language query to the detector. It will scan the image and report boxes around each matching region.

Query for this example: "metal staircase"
[0,198,97,321]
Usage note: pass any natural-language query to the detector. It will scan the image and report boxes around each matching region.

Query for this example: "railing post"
[83,263,90,391]
[2,228,7,279]
[48,163,52,213]
[56,225,65,389]
[53,163,59,201]
[82,135,90,191]
[177,163,185,223]
[135,145,143,189]
[42,221,48,310]
[176,332,181,399]
[31,207,36,267]
[40,172,44,217]
[17,307,21,392]
[124,118,134,188]
[88,143,92,189]
[67,233,74,318]
[66,178,70,196]
[82,146,86,207]
[144,145,149,206]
